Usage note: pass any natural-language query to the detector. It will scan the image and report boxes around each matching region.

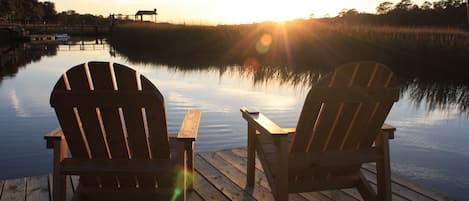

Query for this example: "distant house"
[135,9,157,22]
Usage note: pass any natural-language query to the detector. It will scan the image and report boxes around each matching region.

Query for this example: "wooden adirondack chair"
[44,61,201,201]
[241,62,399,201]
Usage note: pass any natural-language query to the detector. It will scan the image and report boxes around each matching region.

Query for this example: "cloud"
[9,89,31,118]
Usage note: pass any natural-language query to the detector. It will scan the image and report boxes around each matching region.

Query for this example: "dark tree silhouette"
[333,0,468,28]
[376,2,394,14]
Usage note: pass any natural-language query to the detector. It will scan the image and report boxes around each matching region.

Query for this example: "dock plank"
[0,148,451,201]
[193,171,230,201]
[26,176,49,201]
[360,167,424,201]
[70,176,78,193]
[194,155,256,201]
[362,164,448,201]
[1,178,25,201]
[0,180,5,199]
[200,152,277,201]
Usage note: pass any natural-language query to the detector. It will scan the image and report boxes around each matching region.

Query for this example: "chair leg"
[186,141,195,190]
[176,141,188,201]
[376,134,392,201]
[247,124,256,187]
[52,140,67,201]
[52,174,66,201]
[273,136,289,201]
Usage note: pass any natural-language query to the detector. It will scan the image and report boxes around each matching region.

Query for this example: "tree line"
[0,0,107,25]
[332,0,468,27]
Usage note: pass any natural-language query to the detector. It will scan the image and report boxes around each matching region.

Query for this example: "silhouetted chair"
[241,61,398,201]
[45,61,201,201]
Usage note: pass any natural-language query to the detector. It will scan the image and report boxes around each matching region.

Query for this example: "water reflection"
[1,38,469,115]
[108,41,469,115]
[0,42,58,86]
[402,78,469,114]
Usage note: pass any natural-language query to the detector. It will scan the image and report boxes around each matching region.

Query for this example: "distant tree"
[334,0,467,27]
[443,0,464,8]
[338,9,359,17]
[395,0,414,10]
[42,1,56,20]
[421,1,433,10]
[65,10,77,15]
[376,1,394,14]
[433,1,446,9]
[0,0,15,19]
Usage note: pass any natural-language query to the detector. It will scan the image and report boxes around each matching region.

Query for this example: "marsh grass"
[109,20,469,70]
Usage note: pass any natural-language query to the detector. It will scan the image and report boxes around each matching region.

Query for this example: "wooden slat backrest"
[50,62,171,190]
[291,62,398,153]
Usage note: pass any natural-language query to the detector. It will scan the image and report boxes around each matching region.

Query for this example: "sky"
[53,0,433,25]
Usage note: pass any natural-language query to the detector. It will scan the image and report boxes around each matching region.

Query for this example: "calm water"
[0,40,468,200]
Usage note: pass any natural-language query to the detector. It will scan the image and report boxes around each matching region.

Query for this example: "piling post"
[466,0,469,28]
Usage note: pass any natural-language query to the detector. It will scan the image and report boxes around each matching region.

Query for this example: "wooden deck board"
[195,155,256,201]
[0,178,25,201]
[0,147,451,201]
[193,170,230,201]
[25,176,49,201]
[0,180,5,199]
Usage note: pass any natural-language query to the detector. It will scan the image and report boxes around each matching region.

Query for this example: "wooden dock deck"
[0,148,451,201]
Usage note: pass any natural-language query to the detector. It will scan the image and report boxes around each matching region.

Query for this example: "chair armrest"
[44,128,64,149]
[283,128,296,134]
[381,123,396,139]
[176,109,202,140]
[240,107,289,135]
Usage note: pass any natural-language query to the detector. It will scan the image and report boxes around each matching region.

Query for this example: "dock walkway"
[0,148,451,201]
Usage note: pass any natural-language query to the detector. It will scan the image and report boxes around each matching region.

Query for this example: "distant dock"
[0,148,452,201]
[24,24,110,36]
[0,24,110,41]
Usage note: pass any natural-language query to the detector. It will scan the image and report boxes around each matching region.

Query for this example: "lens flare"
[260,34,272,46]
[171,167,193,201]
[256,34,272,54]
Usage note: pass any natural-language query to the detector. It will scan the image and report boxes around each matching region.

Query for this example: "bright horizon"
[54,0,433,25]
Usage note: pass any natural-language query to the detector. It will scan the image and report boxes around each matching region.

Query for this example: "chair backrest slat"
[324,63,377,151]
[88,62,129,159]
[113,64,157,189]
[67,65,109,159]
[113,64,150,159]
[88,62,133,188]
[141,76,170,159]
[52,75,90,158]
[305,64,356,152]
[291,62,398,153]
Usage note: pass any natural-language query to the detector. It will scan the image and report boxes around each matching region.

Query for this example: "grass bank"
[109,21,469,79]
